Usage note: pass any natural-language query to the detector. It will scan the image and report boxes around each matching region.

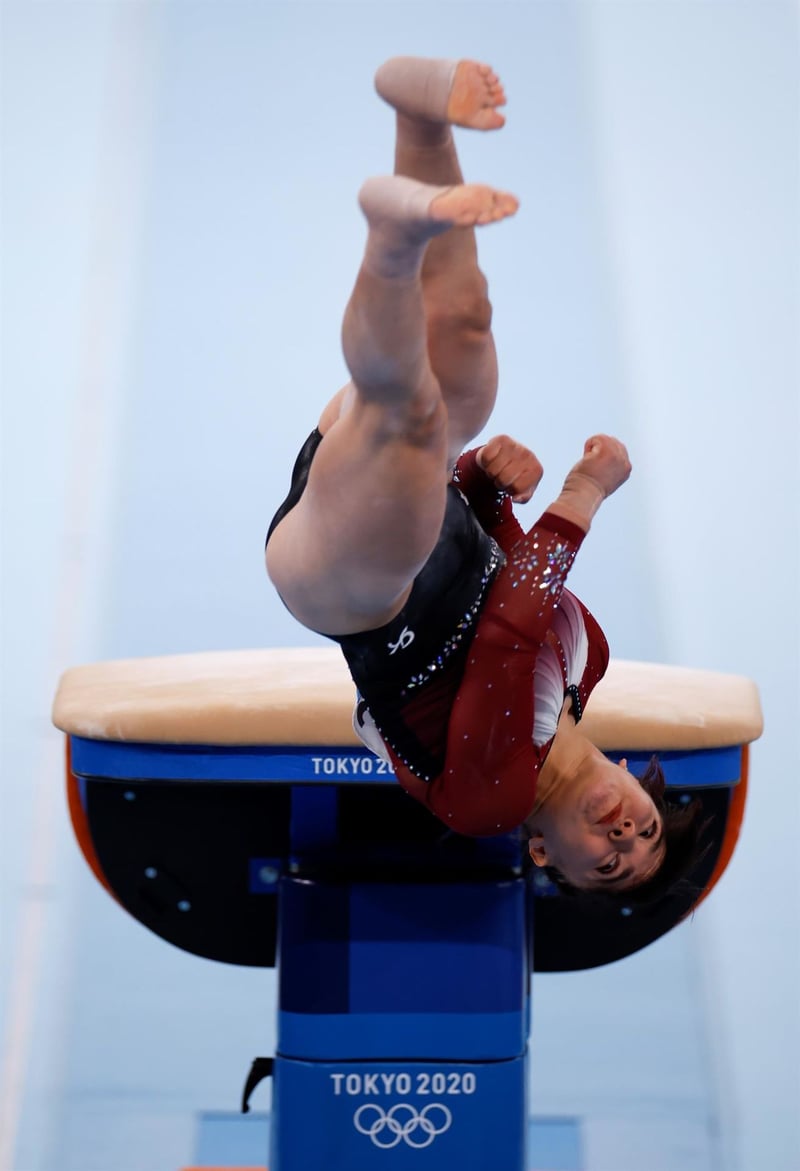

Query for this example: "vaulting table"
[53,648,763,1170]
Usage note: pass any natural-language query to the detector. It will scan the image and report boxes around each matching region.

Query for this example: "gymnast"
[266,56,705,899]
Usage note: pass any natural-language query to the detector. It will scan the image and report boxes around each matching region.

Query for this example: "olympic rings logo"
[353,1102,453,1149]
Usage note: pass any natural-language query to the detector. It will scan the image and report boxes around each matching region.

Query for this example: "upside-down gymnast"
[266,56,705,899]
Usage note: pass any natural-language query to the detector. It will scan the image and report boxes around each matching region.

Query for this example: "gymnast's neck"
[530,698,598,815]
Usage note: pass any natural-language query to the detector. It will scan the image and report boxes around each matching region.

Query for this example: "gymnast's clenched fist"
[476,434,544,503]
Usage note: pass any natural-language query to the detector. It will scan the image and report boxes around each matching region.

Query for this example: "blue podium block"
[277,877,529,1060]
[271,876,530,1167]
[270,1056,528,1170]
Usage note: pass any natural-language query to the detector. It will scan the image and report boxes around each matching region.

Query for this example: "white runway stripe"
[0,7,161,1167]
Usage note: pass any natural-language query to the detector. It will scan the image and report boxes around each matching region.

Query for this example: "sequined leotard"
[385,449,610,835]
[267,436,609,837]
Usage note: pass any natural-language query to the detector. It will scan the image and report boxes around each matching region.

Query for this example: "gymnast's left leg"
[376,56,509,463]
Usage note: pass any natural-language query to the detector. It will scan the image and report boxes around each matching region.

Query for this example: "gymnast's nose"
[609,818,636,841]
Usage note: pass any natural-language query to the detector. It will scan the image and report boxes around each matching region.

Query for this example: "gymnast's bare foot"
[429,183,518,227]
[375,57,507,130]
[446,61,507,130]
[360,175,519,243]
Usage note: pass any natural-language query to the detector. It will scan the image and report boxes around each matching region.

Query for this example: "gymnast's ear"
[528,834,549,868]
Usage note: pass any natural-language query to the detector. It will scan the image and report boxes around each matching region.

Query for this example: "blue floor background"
[192,1111,583,1170]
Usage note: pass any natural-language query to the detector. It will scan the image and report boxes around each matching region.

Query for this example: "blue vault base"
[61,692,752,1171]
[264,873,530,1169]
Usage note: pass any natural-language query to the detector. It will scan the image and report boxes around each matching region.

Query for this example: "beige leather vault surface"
[53,646,763,751]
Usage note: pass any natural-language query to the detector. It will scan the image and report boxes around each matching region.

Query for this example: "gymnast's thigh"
[266,399,452,636]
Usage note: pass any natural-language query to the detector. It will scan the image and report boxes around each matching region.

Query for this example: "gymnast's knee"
[426,274,493,343]
[379,390,449,451]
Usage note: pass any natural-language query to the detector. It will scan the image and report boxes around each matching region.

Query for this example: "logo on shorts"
[353,1103,452,1149]
[387,626,415,655]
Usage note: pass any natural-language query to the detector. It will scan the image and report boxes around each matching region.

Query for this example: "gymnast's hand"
[548,435,631,532]
[569,434,632,499]
[476,434,544,503]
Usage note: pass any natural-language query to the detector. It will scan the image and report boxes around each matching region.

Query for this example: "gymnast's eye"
[596,855,620,875]
[640,819,659,839]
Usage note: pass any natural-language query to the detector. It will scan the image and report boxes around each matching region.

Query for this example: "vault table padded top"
[52,646,763,752]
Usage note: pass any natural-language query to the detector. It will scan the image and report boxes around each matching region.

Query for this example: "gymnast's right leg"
[266,174,518,638]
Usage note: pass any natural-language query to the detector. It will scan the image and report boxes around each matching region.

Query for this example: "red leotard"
[387,449,609,836]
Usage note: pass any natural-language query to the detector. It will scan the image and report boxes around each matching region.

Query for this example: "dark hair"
[544,757,713,908]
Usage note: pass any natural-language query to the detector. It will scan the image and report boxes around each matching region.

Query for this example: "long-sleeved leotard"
[387,449,609,836]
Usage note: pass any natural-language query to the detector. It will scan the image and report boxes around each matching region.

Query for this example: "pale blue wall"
[1,3,797,1170]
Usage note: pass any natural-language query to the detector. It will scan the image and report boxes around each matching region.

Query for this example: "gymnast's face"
[527,759,666,892]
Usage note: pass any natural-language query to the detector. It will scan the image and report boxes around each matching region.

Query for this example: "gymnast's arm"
[425,435,631,834]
